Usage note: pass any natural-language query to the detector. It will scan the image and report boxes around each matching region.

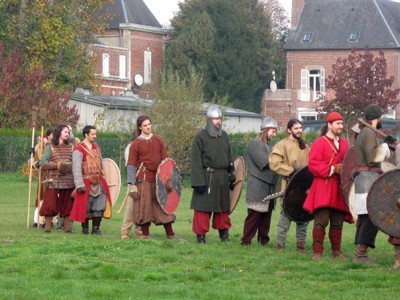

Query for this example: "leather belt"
[356,166,383,174]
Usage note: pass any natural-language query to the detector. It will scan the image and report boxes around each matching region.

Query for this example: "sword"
[206,167,214,194]
[117,190,130,214]
[262,191,284,202]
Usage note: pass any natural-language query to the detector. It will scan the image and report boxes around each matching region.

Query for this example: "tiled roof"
[285,0,400,50]
[104,0,162,29]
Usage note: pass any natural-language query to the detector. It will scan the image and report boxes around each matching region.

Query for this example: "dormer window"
[303,33,313,42]
[348,32,359,42]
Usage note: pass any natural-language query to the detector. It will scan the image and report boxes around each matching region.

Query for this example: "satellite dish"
[270,80,277,92]
[134,74,143,86]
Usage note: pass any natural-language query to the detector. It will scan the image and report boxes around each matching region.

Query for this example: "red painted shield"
[156,158,181,214]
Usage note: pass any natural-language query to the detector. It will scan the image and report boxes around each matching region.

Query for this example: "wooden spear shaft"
[36,109,47,229]
[27,111,37,229]
[357,118,399,145]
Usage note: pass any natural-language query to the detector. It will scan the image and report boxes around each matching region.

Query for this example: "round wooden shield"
[156,158,181,214]
[341,146,357,207]
[343,147,395,219]
[230,156,246,214]
[102,158,121,206]
[283,166,314,222]
[367,169,400,238]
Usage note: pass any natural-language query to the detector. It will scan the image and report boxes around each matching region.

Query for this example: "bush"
[0,129,319,173]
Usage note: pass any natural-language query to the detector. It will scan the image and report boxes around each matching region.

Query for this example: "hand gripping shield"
[156,158,182,214]
[283,166,314,222]
[229,156,246,214]
[341,146,395,221]
[367,169,400,238]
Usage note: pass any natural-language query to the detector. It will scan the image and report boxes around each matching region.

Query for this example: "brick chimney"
[291,0,305,28]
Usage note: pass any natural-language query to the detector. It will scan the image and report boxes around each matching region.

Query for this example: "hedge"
[0,129,318,173]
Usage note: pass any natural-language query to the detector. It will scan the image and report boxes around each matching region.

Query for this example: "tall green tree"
[317,48,400,129]
[149,69,205,174]
[164,0,286,112]
[261,0,289,88]
[0,0,111,91]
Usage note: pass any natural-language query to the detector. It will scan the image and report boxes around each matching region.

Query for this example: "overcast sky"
[143,0,292,27]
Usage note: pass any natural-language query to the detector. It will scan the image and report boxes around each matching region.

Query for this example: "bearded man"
[303,112,353,260]
[352,105,397,265]
[269,118,310,252]
[241,117,278,246]
[37,124,74,233]
[70,125,112,235]
[190,106,235,244]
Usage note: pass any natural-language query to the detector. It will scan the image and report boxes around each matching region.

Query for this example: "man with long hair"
[36,124,74,233]
[269,118,310,252]
[124,115,179,240]
[241,117,278,246]
[303,112,353,260]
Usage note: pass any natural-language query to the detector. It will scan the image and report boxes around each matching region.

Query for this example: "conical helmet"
[261,116,278,130]
[206,106,222,119]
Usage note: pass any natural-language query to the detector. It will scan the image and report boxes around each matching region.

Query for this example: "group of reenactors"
[30,105,400,269]
[33,124,111,235]
[242,104,400,269]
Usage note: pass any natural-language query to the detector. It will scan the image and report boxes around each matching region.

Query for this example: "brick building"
[92,0,169,97]
[262,0,400,128]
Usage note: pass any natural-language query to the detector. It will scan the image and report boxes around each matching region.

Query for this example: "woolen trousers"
[354,214,379,248]
[241,201,274,245]
[192,210,231,235]
[276,204,308,245]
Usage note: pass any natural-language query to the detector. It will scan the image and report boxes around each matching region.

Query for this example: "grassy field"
[1,172,399,299]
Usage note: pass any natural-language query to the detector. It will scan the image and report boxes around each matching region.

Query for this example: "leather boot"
[81,219,89,235]
[219,229,230,242]
[63,217,72,233]
[353,244,374,264]
[197,234,206,244]
[44,216,53,233]
[297,241,306,253]
[393,245,400,269]
[329,227,346,259]
[312,227,325,260]
[92,217,102,235]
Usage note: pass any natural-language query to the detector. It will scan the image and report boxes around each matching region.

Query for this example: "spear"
[36,109,47,229]
[27,110,37,229]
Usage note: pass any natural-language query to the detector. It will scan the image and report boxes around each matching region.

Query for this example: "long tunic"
[269,137,309,192]
[354,127,388,214]
[190,129,233,213]
[127,135,175,225]
[303,136,352,222]
[128,135,168,183]
[246,138,277,212]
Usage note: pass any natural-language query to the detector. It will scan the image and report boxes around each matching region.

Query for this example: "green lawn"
[1,173,399,299]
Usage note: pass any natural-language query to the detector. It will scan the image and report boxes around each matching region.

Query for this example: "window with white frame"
[300,69,325,101]
[119,55,126,79]
[144,49,152,84]
[300,114,317,121]
[102,53,110,77]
